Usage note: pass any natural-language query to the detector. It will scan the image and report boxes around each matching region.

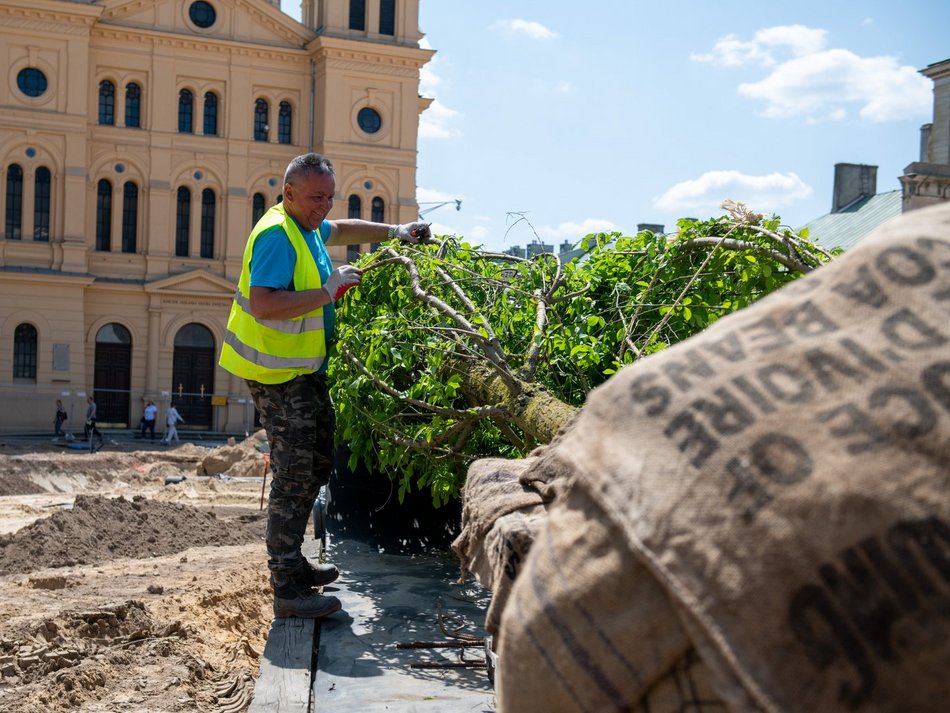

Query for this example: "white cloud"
[424,219,489,244]
[417,43,463,139]
[653,170,812,215]
[419,99,461,139]
[419,64,441,96]
[691,35,774,67]
[416,187,460,204]
[754,25,827,58]
[694,25,930,123]
[738,49,931,122]
[493,19,559,40]
[691,25,826,67]
[462,224,490,242]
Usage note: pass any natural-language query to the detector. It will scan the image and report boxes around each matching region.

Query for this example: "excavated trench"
[0,445,275,712]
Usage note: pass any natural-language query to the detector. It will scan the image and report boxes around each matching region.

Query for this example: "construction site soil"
[0,436,274,713]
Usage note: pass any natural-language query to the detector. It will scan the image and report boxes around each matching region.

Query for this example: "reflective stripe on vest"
[222,331,325,371]
[231,290,325,335]
[218,203,328,384]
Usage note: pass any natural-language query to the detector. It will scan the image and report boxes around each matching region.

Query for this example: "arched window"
[200,188,215,258]
[349,0,366,30]
[348,194,362,219]
[96,322,130,345]
[99,80,115,125]
[96,179,112,251]
[371,196,385,223]
[34,167,51,241]
[379,0,395,35]
[13,323,37,380]
[122,181,138,253]
[125,82,141,128]
[203,92,218,136]
[175,322,214,347]
[278,101,292,144]
[252,192,266,226]
[175,186,191,257]
[178,89,194,133]
[254,99,269,141]
[5,164,23,240]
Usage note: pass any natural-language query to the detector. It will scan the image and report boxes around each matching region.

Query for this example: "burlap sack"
[496,202,950,712]
[452,455,551,635]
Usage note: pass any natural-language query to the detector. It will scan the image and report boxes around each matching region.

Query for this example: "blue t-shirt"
[249,217,335,372]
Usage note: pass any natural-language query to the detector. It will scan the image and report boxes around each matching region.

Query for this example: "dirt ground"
[0,434,278,713]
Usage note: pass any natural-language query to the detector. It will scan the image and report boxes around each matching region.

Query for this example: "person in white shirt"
[141,400,158,441]
[162,403,184,445]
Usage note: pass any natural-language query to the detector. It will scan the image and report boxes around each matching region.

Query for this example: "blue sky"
[282,1,948,252]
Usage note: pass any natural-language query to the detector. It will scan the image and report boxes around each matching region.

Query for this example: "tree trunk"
[458,362,578,445]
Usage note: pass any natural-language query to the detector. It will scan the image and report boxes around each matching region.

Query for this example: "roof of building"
[801,190,902,252]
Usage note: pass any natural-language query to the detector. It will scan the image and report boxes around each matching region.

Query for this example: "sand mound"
[0,495,265,576]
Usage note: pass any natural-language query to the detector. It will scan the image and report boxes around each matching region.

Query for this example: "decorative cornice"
[315,44,431,70]
[321,57,420,78]
[0,7,96,35]
[90,26,309,61]
[100,0,153,21]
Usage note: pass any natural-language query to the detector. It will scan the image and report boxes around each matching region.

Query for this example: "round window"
[188,1,217,28]
[357,107,382,134]
[16,68,48,98]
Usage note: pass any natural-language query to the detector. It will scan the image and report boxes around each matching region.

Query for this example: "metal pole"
[259,452,270,511]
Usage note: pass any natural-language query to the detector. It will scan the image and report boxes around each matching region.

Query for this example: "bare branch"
[518,288,549,382]
[677,236,817,274]
[339,345,510,421]
[632,222,746,354]
[616,255,661,362]
[433,263,507,361]
[388,415,480,450]
[491,414,529,451]
[368,247,514,377]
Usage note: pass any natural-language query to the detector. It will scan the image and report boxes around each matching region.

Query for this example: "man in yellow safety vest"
[220,152,430,618]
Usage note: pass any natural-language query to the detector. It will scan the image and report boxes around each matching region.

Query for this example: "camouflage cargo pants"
[246,372,335,579]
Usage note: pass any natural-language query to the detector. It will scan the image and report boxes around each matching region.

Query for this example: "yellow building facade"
[0,0,432,434]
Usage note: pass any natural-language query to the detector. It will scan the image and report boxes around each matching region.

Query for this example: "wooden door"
[171,347,214,429]
[93,325,131,427]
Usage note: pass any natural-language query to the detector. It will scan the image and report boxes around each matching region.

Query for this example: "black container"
[324,446,463,555]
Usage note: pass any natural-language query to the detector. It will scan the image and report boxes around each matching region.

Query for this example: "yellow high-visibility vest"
[219,203,327,384]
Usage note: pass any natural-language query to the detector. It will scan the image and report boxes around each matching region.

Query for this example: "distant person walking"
[54,399,68,438]
[141,400,158,441]
[163,403,184,445]
[84,396,102,447]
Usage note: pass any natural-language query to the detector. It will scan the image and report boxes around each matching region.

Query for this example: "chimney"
[832,163,877,213]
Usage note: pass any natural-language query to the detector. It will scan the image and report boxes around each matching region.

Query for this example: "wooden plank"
[249,617,315,712]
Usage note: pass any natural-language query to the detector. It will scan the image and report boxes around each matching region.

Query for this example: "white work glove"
[388,222,432,244]
[324,264,363,302]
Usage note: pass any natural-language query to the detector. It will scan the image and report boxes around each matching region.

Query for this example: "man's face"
[283,172,336,231]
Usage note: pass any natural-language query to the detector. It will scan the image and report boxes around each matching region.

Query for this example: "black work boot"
[272,577,342,619]
[297,557,339,588]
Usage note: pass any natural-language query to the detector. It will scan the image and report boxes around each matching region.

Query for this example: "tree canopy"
[330,202,837,506]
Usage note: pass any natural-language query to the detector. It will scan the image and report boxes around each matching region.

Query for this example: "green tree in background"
[331,201,836,506]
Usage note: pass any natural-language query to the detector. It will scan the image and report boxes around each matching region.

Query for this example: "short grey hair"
[284,152,335,185]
